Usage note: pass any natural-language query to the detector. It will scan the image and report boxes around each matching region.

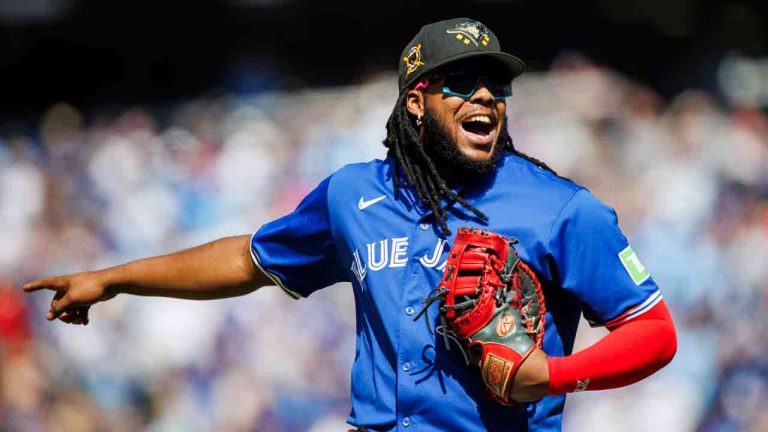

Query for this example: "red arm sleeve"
[547,299,677,395]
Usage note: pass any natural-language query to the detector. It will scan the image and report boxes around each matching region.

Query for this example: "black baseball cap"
[398,18,525,91]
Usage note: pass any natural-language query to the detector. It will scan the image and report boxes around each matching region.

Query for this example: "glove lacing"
[413,286,477,366]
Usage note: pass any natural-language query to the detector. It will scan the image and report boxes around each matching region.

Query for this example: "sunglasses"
[438,68,513,100]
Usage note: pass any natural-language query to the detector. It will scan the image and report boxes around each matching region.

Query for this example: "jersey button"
[402,361,412,372]
[402,417,411,427]
[405,306,415,316]
[419,223,430,230]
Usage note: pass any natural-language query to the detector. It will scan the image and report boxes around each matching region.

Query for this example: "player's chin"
[457,128,498,161]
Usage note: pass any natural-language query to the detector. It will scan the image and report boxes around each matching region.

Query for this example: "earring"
[416,115,423,127]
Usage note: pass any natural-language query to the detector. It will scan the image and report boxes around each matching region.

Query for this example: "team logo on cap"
[447,21,491,47]
[403,43,425,77]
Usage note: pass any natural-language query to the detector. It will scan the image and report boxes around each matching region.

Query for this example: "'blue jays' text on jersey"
[250,153,662,432]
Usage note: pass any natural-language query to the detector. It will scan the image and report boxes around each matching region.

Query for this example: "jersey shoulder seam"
[326,171,342,249]
[545,187,586,251]
[504,153,582,192]
[329,159,385,180]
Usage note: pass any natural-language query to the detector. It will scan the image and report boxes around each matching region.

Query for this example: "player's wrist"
[90,268,123,298]
[546,356,570,395]
[546,355,596,395]
[509,347,550,402]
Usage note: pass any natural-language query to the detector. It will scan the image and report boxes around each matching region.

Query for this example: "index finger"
[23,276,68,293]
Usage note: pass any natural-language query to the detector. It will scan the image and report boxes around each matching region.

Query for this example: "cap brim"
[404,51,525,90]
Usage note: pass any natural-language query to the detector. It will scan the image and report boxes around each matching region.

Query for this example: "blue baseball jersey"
[250,152,661,431]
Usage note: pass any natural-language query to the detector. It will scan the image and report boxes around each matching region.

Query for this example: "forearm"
[547,300,677,394]
[96,235,270,300]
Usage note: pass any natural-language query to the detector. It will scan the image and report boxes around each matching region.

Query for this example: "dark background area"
[1,0,766,121]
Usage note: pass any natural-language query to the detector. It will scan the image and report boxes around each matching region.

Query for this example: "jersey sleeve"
[547,189,662,327]
[250,176,348,299]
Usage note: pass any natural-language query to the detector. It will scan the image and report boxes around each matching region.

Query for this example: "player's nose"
[469,80,496,105]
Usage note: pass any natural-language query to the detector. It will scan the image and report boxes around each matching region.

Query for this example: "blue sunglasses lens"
[441,70,512,99]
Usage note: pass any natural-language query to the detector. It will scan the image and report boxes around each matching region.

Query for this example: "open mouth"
[460,114,497,145]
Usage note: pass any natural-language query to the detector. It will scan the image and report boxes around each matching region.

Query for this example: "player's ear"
[406,88,425,119]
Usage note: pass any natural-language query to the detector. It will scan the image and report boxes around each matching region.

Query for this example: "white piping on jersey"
[249,232,303,299]
[589,290,662,328]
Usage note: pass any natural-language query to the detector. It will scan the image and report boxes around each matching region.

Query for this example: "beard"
[421,108,505,184]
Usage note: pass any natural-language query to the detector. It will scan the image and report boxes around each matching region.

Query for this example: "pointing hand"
[23,272,117,325]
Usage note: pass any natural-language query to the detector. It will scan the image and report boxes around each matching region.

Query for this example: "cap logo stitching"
[446,21,491,47]
[403,44,426,77]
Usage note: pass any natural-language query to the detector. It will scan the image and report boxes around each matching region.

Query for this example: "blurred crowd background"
[2,1,768,431]
[2,55,768,432]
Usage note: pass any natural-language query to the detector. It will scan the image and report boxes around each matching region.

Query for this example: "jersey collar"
[386,155,504,225]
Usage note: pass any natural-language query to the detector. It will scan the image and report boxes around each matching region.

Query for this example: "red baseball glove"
[420,227,546,405]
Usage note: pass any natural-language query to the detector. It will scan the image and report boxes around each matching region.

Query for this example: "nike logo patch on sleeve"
[358,195,387,210]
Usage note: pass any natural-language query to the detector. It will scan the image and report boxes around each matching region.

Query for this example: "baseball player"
[25,18,677,431]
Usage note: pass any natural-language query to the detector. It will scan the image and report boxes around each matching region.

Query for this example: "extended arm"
[24,235,272,323]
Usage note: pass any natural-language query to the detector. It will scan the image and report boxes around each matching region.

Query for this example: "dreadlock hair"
[383,88,566,237]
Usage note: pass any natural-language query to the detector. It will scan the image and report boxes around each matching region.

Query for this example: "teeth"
[465,115,492,124]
